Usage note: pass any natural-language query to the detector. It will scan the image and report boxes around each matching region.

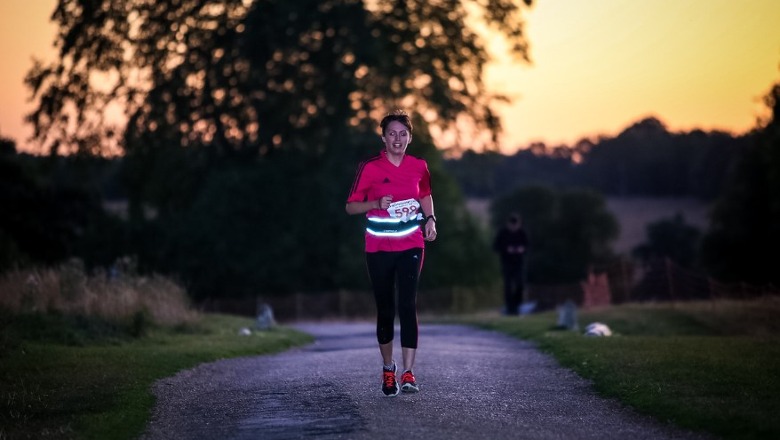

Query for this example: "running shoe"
[401,370,419,393]
[382,363,400,397]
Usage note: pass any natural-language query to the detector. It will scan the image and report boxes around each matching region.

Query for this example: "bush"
[0,260,197,328]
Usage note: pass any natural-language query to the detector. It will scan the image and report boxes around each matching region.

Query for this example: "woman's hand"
[378,195,393,210]
[424,218,437,241]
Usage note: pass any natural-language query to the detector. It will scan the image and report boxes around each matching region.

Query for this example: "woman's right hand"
[377,195,393,210]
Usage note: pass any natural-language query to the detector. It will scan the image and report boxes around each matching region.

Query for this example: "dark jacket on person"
[493,228,529,269]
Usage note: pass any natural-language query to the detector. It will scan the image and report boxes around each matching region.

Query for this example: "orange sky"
[1,0,779,154]
[487,0,780,151]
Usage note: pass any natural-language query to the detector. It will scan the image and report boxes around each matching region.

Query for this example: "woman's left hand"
[424,219,437,242]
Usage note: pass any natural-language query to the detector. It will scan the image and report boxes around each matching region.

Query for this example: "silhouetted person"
[493,214,529,315]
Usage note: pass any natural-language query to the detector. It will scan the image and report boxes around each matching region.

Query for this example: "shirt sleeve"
[419,160,432,198]
[346,161,371,203]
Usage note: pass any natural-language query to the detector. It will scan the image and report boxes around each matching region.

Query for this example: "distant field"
[605,197,709,253]
[465,196,710,254]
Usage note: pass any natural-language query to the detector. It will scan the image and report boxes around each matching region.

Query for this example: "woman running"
[345,109,437,397]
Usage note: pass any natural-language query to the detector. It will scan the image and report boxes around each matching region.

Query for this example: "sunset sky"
[1,0,779,154]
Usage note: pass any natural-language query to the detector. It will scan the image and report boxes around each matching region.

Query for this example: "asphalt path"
[141,323,710,440]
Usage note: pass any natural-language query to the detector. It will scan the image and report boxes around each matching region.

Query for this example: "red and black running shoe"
[382,363,399,397]
[401,370,419,393]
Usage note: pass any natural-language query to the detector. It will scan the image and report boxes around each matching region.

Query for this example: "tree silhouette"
[633,213,701,269]
[445,116,746,200]
[26,0,533,156]
[701,80,780,284]
[23,0,534,297]
[490,185,618,284]
[0,137,107,270]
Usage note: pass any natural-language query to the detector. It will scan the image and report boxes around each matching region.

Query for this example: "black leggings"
[366,248,424,349]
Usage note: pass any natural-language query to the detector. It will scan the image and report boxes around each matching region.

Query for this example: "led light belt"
[366,213,423,237]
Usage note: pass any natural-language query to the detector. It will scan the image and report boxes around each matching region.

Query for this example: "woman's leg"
[367,251,403,396]
[502,265,517,315]
[379,341,394,366]
[402,347,416,372]
[366,251,397,363]
[396,248,423,370]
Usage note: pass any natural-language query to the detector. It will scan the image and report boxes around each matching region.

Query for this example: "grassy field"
[3,261,777,440]
[0,313,313,440]
[458,298,780,440]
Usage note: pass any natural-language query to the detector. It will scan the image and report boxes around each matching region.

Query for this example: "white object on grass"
[584,322,612,337]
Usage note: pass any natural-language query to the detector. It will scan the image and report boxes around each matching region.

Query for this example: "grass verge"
[455,298,780,440]
[0,313,313,440]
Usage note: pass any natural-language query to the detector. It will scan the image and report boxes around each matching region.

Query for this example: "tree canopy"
[445,117,748,200]
[490,185,619,284]
[27,0,533,156]
[701,80,780,284]
[0,137,112,271]
[20,0,535,297]
[633,213,701,269]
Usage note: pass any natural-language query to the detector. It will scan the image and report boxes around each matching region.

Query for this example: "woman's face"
[382,120,412,156]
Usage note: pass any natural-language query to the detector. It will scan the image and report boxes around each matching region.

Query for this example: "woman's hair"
[380,109,413,136]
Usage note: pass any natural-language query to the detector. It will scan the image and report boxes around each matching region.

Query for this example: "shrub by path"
[142,323,710,440]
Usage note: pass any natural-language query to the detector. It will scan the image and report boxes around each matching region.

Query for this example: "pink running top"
[347,150,432,252]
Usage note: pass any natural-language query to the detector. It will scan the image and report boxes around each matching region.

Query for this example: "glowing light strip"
[366,225,420,237]
[367,217,404,223]
[367,214,423,223]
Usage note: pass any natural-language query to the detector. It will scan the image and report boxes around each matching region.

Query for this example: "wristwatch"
[425,214,437,223]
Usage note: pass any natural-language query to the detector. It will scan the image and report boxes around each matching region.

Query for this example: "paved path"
[142,323,710,440]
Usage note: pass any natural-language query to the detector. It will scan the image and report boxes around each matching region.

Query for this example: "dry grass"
[0,259,197,326]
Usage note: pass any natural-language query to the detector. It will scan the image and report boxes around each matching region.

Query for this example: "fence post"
[621,256,631,303]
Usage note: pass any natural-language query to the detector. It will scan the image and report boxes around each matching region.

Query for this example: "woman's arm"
[345,200,379,215]
[420,195,437,241]
[345,195,393,215]
[420,195,434,219]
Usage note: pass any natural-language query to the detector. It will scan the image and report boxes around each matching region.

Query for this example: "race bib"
[387,198,421,220]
